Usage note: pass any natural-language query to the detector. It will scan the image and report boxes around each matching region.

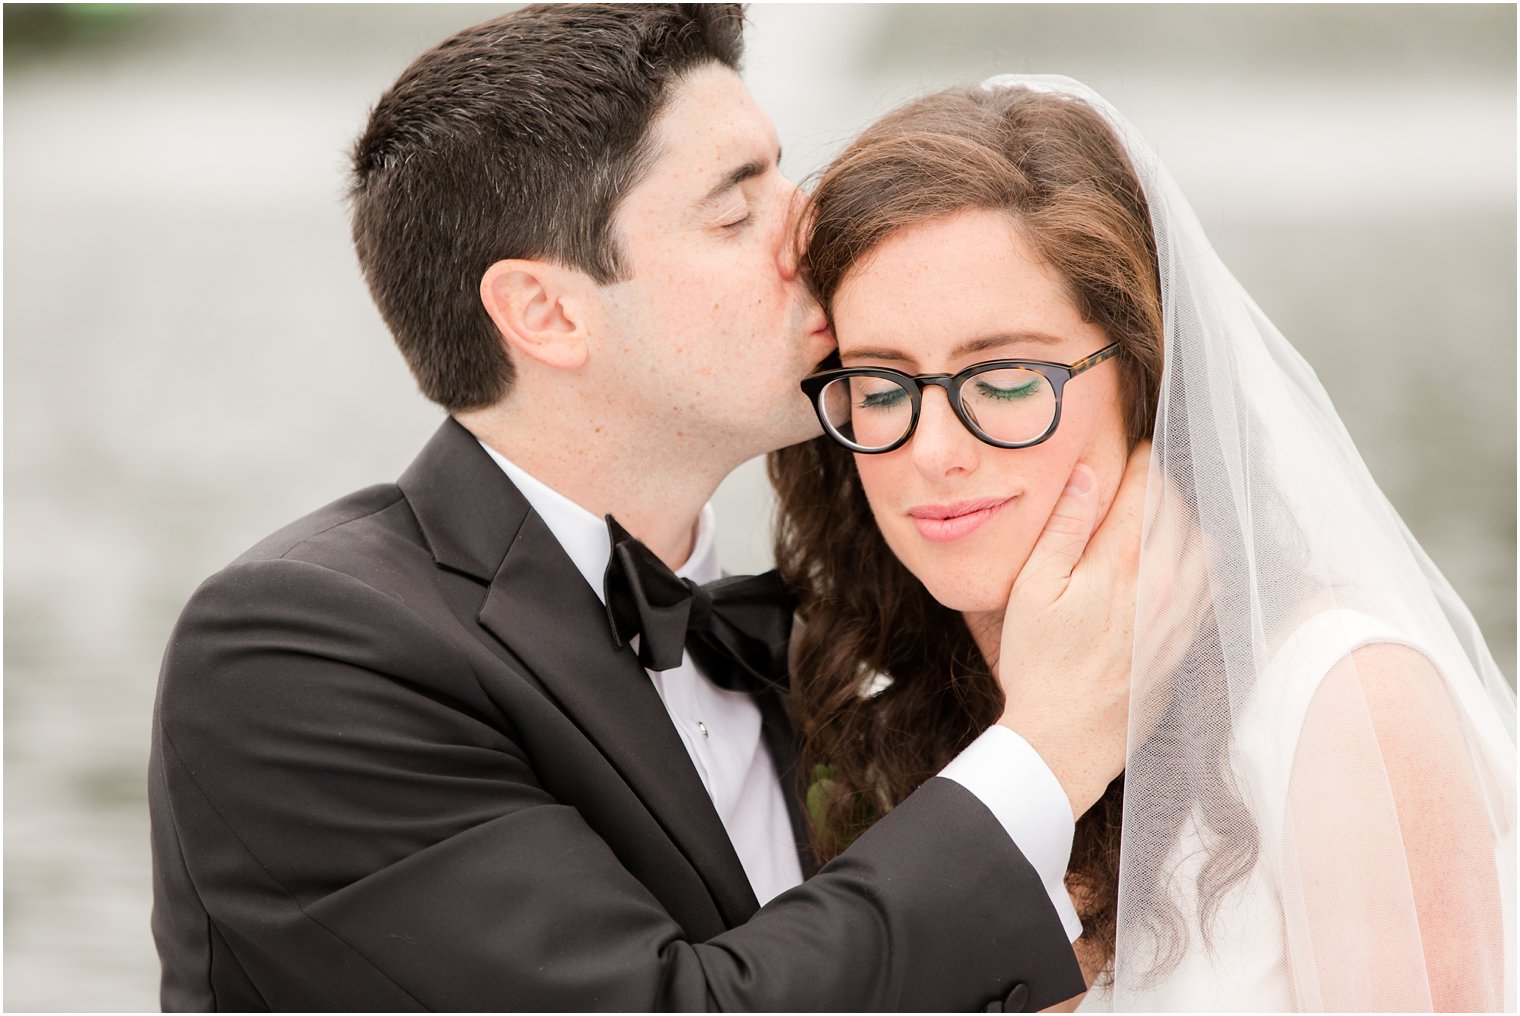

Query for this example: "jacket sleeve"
[151,555,1083,1012]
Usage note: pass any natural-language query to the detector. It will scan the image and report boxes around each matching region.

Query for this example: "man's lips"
[906,497,1014,543]
[805,320,836,368]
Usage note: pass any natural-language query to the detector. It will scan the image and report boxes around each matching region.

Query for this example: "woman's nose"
[910,386,979,479]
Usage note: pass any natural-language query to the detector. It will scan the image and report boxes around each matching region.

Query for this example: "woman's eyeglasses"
[800,342,1120,454]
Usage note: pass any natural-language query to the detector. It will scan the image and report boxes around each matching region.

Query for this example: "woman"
[770,76,1515,1010]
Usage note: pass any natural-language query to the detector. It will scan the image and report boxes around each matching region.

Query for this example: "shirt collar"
[477,440,719,601]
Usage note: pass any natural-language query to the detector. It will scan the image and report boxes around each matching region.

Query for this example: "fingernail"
[1065,465,1094,495]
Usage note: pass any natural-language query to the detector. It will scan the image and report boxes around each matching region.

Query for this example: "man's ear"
[479,259,594,371]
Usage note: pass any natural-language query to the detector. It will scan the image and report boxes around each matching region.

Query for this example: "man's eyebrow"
[842,331,1066,367]
[699,147,783,206]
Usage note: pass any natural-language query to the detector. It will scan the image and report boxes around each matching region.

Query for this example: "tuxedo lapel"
[398,419,762,926]
[480,513,765,924]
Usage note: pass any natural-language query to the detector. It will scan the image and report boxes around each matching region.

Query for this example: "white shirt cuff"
[939,724,1083,942]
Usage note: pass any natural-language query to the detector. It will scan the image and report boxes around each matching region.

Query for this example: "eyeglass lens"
[818,367,1056,450]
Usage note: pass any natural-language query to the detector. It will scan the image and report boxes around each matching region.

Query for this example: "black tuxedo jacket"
[149,418,1083,1011]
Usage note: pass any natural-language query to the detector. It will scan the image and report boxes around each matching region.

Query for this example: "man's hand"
[996,441,1150,819]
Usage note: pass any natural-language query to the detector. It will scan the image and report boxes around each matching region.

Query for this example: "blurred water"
[5,5,1513,1010]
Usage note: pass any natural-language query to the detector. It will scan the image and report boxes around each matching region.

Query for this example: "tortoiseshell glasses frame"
[800,341,1121,454]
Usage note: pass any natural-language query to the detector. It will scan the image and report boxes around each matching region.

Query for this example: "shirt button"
[697,721,709,739]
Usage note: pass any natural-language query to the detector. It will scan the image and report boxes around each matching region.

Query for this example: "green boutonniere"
[805,763,837,831]
[805,763,880,851]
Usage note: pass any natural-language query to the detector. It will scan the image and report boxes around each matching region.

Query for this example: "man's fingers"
[1016,463,1100,589]
[1085,440,1151,576]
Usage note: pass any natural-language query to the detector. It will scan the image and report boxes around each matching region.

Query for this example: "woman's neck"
[964,609,1004,674]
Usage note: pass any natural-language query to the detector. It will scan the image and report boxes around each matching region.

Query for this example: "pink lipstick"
[906,497,1012,543]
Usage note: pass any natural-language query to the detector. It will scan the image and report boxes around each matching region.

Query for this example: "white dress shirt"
[479,441,1081,936]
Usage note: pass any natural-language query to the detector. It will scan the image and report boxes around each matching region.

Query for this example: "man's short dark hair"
[349,4,745,411]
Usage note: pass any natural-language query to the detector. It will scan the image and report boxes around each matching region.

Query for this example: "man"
[149,6,1135,1010]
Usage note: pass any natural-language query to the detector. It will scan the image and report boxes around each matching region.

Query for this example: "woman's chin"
[918,573,1012,616]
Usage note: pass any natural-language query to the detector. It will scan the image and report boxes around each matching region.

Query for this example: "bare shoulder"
[1302,639,1462,766]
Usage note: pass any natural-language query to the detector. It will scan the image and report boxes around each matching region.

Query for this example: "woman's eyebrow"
[842,331,1064,366]
[840,346,912,365]
[951,331,1065,357]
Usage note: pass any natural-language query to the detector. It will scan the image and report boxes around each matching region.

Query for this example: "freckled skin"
[833,210,1129,635]
[462,65,834,566]
[594,65,832,470]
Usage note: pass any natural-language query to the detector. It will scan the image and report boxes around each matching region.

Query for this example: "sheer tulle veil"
[979,74,1515,1010]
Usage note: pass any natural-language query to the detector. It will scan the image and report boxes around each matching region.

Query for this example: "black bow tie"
[603,515,794,695]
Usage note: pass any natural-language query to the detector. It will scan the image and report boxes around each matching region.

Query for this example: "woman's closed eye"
[972,374,1044,401]
[859,384,909,410]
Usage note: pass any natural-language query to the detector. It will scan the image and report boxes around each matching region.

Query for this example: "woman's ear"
[479,259,593,371]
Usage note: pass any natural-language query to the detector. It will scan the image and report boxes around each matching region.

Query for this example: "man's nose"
[910,386,979,479]
[776,180,806,282]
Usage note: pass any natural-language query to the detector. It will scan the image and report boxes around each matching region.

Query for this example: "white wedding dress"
[1078,609,1514,1011]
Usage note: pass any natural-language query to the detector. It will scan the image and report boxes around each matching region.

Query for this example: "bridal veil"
[980,75,1515,1010]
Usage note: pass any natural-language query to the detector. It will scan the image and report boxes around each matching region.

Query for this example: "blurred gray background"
[5,4,1514,1009]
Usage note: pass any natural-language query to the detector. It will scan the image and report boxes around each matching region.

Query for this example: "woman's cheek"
[855,459,910,554]
[1044,390,1128,524]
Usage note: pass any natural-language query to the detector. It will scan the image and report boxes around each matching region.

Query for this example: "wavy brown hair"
[769,85,1166,974]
